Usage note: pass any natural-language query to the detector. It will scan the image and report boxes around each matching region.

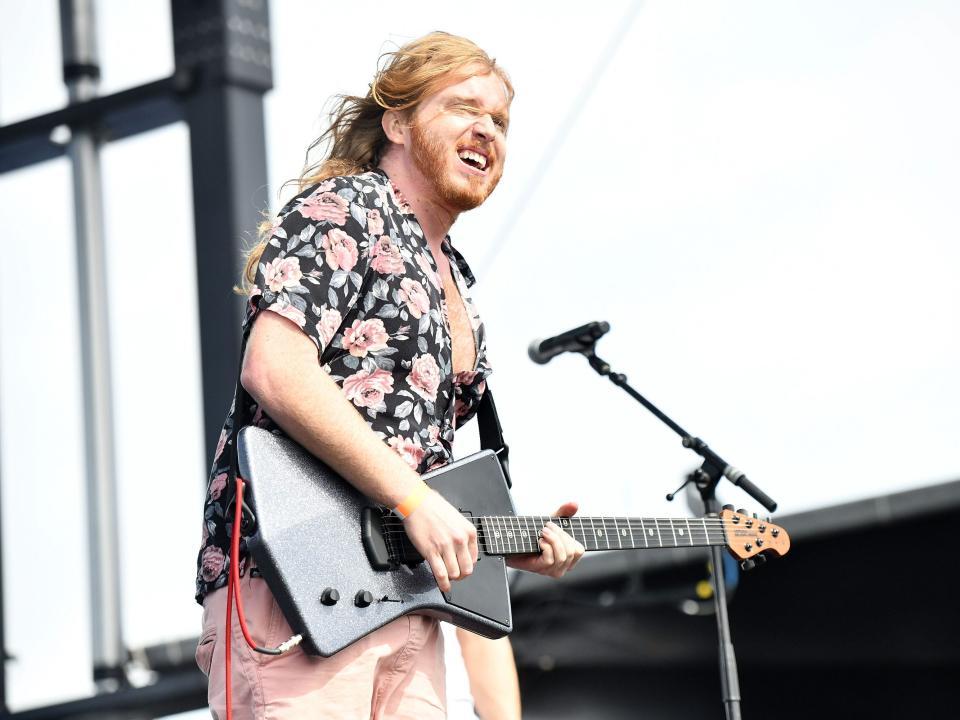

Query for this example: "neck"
[378,153,458,251]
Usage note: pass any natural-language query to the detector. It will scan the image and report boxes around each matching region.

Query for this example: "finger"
[552,501,579,518]
[429,553,451,593]
[456,535,474,578]
[564,538,585,573]
[543,524,567,568]
[442,544,462,582]
[538,529,555,567]
[467,525,479,565]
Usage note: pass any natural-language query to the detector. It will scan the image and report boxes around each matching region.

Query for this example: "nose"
[472,114,496,141]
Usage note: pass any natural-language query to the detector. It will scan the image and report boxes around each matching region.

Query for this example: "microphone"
[528,321,610,364]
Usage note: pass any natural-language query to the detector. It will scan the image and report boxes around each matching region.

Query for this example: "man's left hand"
[505,501,585,578]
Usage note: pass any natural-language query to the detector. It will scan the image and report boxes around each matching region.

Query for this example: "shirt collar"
[374,167,477,288]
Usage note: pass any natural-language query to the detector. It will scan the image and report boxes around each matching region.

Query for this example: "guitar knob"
[754,554,768,566]
[320,588,340,606]
[740,559,757,572]
[737,508,747,515]
[354,590,374,608]
[722,504,735,511]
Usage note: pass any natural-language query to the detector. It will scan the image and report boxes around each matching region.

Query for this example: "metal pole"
[59,0,126,685]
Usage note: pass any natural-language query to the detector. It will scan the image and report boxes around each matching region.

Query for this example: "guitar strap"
[476,388,512,488]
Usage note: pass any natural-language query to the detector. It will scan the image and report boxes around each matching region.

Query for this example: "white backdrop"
[1,0,958,713]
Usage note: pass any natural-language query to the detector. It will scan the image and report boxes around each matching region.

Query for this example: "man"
[195,31,584,719]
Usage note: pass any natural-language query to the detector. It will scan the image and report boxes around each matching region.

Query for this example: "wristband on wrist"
[393,481,431,519]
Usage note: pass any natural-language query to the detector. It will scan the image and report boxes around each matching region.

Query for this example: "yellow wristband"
[393,482,431,519]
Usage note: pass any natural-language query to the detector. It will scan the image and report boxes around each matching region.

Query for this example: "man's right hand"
[401,490,478,593]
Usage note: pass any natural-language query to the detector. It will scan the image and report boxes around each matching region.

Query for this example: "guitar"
[238,426,790,657]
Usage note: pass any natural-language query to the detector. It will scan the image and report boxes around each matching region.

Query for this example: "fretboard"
[477,515,727,555]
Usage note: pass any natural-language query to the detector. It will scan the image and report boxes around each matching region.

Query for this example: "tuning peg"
[740,559,757,572]
[754,554,768,566]
[737,508,747,515]
[722,504,734,512]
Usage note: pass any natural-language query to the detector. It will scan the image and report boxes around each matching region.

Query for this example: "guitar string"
[377,516,773,553]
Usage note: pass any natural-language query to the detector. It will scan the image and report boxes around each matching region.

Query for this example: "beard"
[410,123,503,212]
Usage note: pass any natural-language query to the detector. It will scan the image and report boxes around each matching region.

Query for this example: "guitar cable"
[225,476,304,720]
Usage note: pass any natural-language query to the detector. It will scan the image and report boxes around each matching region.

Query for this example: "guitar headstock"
[720,508,791,565]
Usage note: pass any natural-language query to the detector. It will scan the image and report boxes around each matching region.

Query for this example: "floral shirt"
[195,169,492,603]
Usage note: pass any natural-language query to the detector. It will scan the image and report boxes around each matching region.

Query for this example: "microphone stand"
[575,343,778,720]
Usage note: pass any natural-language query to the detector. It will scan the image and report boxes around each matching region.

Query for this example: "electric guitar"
[238,426,790,657]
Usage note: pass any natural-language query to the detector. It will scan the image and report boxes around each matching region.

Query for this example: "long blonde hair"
[241,31,513,288]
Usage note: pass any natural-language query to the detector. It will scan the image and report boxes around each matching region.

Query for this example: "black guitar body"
[238,426,515,657]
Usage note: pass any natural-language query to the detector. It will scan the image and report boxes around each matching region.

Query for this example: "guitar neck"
[477,515,728,555]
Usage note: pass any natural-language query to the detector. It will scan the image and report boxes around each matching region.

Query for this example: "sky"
[1,0,959,714]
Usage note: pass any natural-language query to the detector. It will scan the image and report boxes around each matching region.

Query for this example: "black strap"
[477,387,512,488]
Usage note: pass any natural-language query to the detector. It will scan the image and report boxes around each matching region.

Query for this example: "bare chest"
[441,270,477,376]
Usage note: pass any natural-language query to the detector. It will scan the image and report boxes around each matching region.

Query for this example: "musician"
[194,31,584,719]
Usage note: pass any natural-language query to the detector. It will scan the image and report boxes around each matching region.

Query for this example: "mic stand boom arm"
[579,346,778,720]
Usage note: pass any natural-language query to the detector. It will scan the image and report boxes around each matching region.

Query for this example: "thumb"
[552,501,579,518]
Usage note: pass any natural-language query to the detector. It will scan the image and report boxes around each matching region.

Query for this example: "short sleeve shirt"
[195,169,492,603]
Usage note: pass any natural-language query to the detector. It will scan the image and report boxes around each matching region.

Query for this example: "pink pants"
[196,572,446,719]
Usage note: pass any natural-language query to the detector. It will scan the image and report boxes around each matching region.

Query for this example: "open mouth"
[457,148,488,172]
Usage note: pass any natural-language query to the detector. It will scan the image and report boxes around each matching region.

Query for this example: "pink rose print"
[415,252,442,290]
[407,353,441,403]
[208,472,228,500]
[342,366,394,408]
[298,190,348,225]
[271,300,306,328]
[262,256,303,292]
[398,278,430,319]
[427,424,441,445]
[369,236,405,275]
[200,546,226,583]
[317,306,342,349]
[366,208,385,235]
[322,228,359,271]
[343,318,389,357]
[389,435,426,469]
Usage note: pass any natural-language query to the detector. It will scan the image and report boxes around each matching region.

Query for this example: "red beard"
[410,123,502,212]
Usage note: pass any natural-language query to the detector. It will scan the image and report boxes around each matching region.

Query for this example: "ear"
[381,110,407,146]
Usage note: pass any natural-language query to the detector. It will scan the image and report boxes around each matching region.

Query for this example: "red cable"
[225,477,246,720]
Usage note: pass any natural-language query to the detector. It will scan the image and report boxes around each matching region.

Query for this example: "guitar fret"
[701,517,709,546]
[685,518,694,546]
[613,517,623,549]
[627,517,637,549]
[654,518,663,548]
